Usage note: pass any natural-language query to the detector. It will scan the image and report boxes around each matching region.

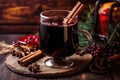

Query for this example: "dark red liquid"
[39,21,78,58]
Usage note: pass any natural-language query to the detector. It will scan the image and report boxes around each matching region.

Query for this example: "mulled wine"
[39,10,92,68]
[40,18,78,58]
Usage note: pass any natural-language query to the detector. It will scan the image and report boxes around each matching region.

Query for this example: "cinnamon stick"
[63,1,84,42]
[18,50,43,66]
[67,4,84,23]
[63,1,84,24]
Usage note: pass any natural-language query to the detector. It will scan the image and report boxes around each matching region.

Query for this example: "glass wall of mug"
[39,10,92,68]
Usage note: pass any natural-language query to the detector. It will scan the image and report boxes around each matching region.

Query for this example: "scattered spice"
[28,63,41,73]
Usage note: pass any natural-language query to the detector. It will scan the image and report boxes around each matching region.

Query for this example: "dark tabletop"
[0,34,120,80]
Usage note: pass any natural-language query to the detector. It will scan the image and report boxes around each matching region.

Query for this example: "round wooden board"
[5,54,92,78]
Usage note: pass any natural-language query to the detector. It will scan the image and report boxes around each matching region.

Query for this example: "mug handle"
[72,29,92,54]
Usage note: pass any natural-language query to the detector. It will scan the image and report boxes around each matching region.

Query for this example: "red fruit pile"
[13,35,40,47]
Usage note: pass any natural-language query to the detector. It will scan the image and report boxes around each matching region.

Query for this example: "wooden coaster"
[5,54,92,78]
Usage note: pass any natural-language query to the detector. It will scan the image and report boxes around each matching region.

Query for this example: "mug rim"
[40,10,70,18]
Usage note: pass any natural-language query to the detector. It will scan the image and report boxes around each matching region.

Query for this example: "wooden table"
[0,34,119,80]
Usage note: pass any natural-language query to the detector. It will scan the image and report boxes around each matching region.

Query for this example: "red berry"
[17,35,40,46]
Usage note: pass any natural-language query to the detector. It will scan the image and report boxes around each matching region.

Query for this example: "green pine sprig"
[78,5,94,47]
[78,5,94,32]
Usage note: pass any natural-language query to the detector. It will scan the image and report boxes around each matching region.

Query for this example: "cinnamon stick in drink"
[63,1,84,24]
[67,4,84,23]
[63,1,84,42]
[18,50,43,66]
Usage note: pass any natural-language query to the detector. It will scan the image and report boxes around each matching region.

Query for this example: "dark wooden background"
[0,0,96,24]
[0,0,96,34]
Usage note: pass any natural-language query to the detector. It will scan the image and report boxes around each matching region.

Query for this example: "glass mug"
[39,10,92,68]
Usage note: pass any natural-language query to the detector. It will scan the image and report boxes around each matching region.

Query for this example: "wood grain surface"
[5,54,92,78]
[0,34,120,80]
